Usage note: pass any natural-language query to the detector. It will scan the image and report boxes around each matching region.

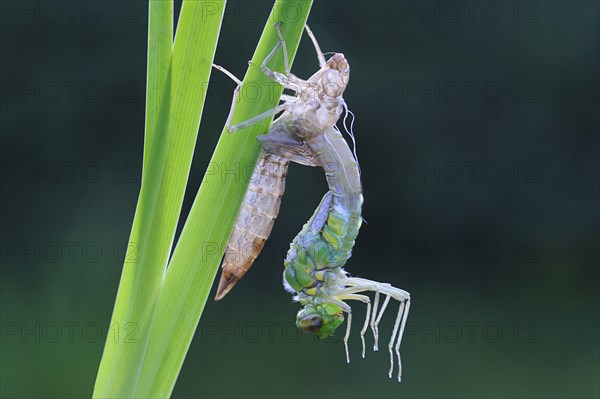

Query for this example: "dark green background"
[1,1,598,398]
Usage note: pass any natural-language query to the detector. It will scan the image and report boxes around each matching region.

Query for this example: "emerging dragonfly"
[216,24,411,382]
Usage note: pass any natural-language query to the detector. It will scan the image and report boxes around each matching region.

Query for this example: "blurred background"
[1,1,598,398]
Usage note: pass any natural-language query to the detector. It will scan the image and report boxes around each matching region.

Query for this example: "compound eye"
[297,314,323,332]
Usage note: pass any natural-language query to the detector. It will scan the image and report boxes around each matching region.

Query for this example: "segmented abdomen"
[283,191,363,295]
[215,151,289,300]
[283,127,363,296]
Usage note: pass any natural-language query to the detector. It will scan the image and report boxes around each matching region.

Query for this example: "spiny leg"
[260,33,290,87]
[258,24,307,92]
[304,25,326,67]
[273,22,290,74]
[339,293,371,358]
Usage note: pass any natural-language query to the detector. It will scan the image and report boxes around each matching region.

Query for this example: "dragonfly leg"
[280,94,296,103]
[388,300,405,381]
[304,25,326,67]
[273,22,290,74]
[338,293,371,358]
[371,292,380,351]
[227,103,287,133]
[338,284,378,294]
[394,298,411,382]
[373,294,392,352]
[259,25,308,93]
[338,276,411,381]
[339,279,391,351]
[346,277,411,300]
[216,57,294,133]
[212,63,242,85]
[260,35,291,88]
[344,311,352,364]
[224,85,241,132]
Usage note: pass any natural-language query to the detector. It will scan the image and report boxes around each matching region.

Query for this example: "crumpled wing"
[257,133,320,167]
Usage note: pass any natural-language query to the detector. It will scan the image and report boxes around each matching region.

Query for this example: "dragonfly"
[216,24,412,382]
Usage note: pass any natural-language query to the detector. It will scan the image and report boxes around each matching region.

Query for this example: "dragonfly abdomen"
[283,192,362,296]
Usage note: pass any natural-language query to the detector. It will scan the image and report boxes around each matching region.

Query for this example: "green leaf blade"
[134,1,313,397]
[143,0,173,175]
[93,1,225,397]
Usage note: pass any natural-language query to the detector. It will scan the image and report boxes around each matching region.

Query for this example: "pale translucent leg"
[258,24,308,93]
[343,311,352,364]
[260,34,290,87]
[280,94,297,103]
[304,25,326,67]
[223,85,241,132]
[227,103,286,133]
[220,22,338,136]
[214,49,295,133]
[274,22,290,74]
[370,292,380,350]
[388,300,405,380]
[338,284,378,296]
[212,63,242,85]
[226,23,314,133]
[373,294,392,351]
[223,83,287,133]
[339,293,371,358]
[340,277,411,382]
[341,280,393,351]
[394,299,411,382]
[213,65,243,133]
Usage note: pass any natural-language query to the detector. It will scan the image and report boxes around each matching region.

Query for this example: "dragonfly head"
[320,53,350,99]
[296,303,344,339]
